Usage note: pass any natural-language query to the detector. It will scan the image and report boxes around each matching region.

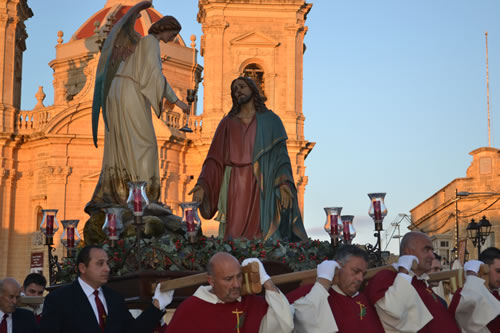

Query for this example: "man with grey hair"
[364,231,460,332]
[0,277,38,333]
[287,245,384,332]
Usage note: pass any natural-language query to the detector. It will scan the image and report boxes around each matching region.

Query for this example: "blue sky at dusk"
[21,1,500,253]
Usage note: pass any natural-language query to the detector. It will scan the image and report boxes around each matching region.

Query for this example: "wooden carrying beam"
[155,262,412,294]
[18,296,44,306]
[155,261,490,295]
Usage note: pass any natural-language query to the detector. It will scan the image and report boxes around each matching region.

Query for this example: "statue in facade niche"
[84,2,189,243]
[189,76,308,242]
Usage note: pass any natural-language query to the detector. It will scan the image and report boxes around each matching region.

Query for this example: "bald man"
[0,278,37,333]
[166,252,294,332]
[364,232,460,332]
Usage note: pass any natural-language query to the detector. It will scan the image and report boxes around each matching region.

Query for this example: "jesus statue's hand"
[188,185,204,203]
[279,184,293,209]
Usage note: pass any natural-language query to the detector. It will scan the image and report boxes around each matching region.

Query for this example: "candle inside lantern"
[330,215,339,236]
[133,188,142,212]
[373,200,382,221]
[342,221,351,241]
[67,226,75,248]
[46,215,54,236]
[185,209,195,232]
[108,214,117,238]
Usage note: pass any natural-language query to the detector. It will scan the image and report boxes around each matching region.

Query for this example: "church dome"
[73,1,162,41]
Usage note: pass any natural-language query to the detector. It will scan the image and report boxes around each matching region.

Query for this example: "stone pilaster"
[0,0,32,133]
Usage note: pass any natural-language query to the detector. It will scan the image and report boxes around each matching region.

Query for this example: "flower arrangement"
[57,235,335,283]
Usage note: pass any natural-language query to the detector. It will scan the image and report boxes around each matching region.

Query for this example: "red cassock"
[286,284,385,332]
[165,295,268,332]
[449,287,500,332]
[364,270,461,333]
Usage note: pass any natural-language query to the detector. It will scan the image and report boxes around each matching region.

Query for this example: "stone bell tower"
[0,0,32,133]
[197,0,314,213]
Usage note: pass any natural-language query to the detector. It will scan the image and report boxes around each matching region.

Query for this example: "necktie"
[93,290,107,332]
[0,314,7,333]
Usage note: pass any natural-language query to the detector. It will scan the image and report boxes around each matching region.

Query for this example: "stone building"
[410,147,500,263]
[0,0,314,284]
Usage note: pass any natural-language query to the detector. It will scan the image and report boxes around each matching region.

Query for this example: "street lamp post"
[466,216,492,258]
[454,190,500,258]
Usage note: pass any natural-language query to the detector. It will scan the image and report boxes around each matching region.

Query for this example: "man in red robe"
[166,252,293,333]
[364,232,461,332]
[448,247,500,332]
[189,76,307,241]
[287,245,385,333]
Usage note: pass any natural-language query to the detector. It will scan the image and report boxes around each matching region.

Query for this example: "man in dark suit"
[40,245,173,333]
[0,277,38,333]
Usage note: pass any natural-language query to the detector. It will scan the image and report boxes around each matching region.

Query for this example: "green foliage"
[57,236,335,283]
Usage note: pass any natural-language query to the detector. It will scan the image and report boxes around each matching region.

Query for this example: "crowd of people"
[1,231,499,332]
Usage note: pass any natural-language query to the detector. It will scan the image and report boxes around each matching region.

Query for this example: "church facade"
[0,0,314,283]
[410,147,500,263]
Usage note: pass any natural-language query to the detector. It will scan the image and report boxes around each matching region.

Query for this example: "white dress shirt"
[0,311,12,333]
[77,277,108,323]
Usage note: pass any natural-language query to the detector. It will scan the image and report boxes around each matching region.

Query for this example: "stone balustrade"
[17,109,52,134]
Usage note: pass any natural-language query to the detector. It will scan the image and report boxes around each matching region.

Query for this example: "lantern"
[180,201,202,242]
[340,215,356,244]
[126,181,149,216]
[368,193,387,231]
[324,207,343,244]
[102,207,125,246]
[60,219,81,256]
[40,209,60,245]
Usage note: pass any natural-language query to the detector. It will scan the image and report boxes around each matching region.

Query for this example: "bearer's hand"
[279,184,293,209]
[241,258,271,284]
[464,260,483,276]
[317,260,340,281]
[188,185,204,203]
[316,260,340,290]
[176,99,190,114]
[152,284,174,310]
[397,255,419,274]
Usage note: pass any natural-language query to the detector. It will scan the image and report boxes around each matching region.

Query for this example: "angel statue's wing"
[92,1,152,147]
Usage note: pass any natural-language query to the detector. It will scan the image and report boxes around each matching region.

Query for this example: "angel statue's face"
[156,30,178,44]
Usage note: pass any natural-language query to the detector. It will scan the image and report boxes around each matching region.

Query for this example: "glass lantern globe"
[126,181,149,216]
[60,219,81,254]
[180,201,202,242]
[341,215,356,244]
[323,207,343,241]
[40,209,60,245]
[368,193,387,231]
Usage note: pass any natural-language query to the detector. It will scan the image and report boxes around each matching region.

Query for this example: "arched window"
[35,206,43,231]
[242,63,266,101]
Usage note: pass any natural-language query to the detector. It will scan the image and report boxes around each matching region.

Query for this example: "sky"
[21,1,500,253]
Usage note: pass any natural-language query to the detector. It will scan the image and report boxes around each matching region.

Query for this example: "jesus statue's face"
[231,79,254,106]
[208,257,243,303]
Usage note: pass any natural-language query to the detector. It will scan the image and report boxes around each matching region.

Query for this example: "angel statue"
[84,2,188,237]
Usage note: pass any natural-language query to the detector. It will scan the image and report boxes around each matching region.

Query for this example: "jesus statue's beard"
[237,93,253,106]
